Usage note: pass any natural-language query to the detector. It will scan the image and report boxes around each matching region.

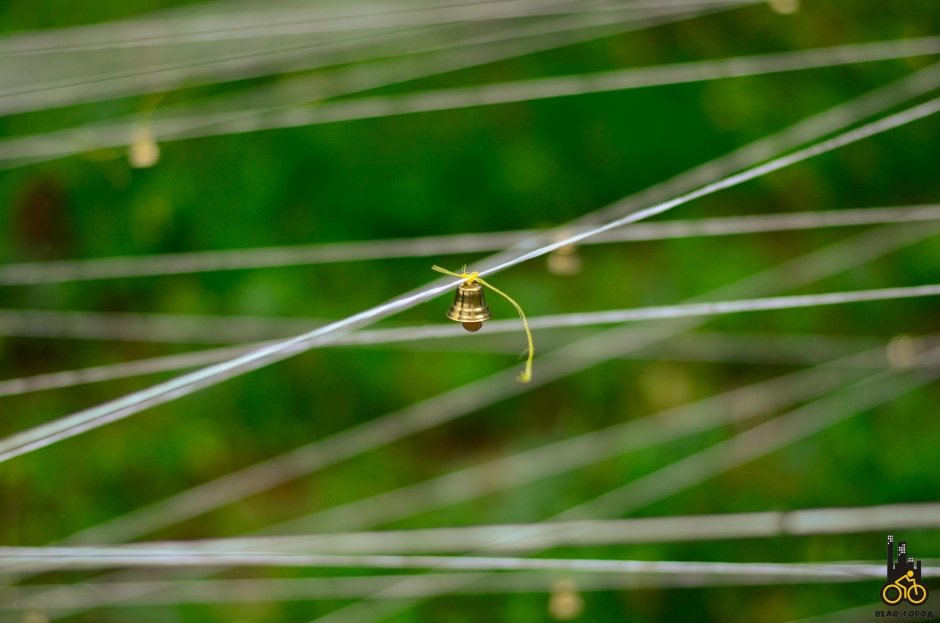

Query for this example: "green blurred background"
[1,0,939,621]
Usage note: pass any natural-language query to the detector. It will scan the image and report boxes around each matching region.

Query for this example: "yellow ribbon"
[432,265,534,383]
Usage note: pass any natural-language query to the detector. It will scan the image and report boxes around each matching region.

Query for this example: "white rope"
[2,566,931,611]
[561,356,940,520]
[254,349,918,538]
[161,502,940,552]
[163,34,940,134]
[560,66,940,233]
[474,98,940,277]
[0,548,906,577]
[0,330,916,399]
[2,0,738,54]
[18,220,937,621]
[0,2,724,117]
[5,337,873,613]
[0,279,936,468]
[2,203,937,285]
[12,501,940,559]
[10,65,938,614]
[1,3,932,620]
[2,32,934,164]
[305,348,940,623]
[12,74,936,622]
[53,221,940,553]
[1,283,938,346]
[0,96,935,467]
[786,603,884,623]
[3,0,725,55]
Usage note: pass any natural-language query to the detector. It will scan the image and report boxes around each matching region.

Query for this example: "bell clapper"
[432,264,535,382]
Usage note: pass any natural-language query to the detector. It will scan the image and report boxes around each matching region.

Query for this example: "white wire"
[559,358,940,520]
[478,98,940,278]
[19,220,937,622]
[10,65,938,614]
[305,348,940,623]
[786,603,884,623]
[2,32,934,164]
[0,1,740,158]
[5,72,930,616]
[255,220,940,545]
[16,97,939,593]
[0,547,903,577]
[52,221,940,556]
[2,0,720,55]
[0,96,935,467]
[1,566,930,611]
[2,0,736,54]
[1,283,938,346]
[1,203,938,285]
[166,35,940,134]
[0,330,915,399]
[5,337,871,614]
[562,64,940,232]
[12,501,938,557]
[213,352,910,537]
[0,2,725,117]
[0,0,617,67]
[1,4,932,620]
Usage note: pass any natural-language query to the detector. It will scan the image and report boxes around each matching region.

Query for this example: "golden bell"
[446,281,492,332]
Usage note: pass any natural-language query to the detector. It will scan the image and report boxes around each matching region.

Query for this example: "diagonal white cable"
[0,97,936,467]
[1,203,937,285]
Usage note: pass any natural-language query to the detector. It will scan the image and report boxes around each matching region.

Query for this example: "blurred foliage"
[0,1,939,622]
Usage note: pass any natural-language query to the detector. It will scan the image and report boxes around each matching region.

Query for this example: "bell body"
[446,281,492,331]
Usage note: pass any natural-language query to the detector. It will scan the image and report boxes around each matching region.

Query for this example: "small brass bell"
[446,280,492,332]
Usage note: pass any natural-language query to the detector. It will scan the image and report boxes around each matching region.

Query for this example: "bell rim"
[446,308,493,323]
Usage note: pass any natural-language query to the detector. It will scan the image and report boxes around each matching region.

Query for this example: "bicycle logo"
[882,569,929,606]
[881,535,929,606]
